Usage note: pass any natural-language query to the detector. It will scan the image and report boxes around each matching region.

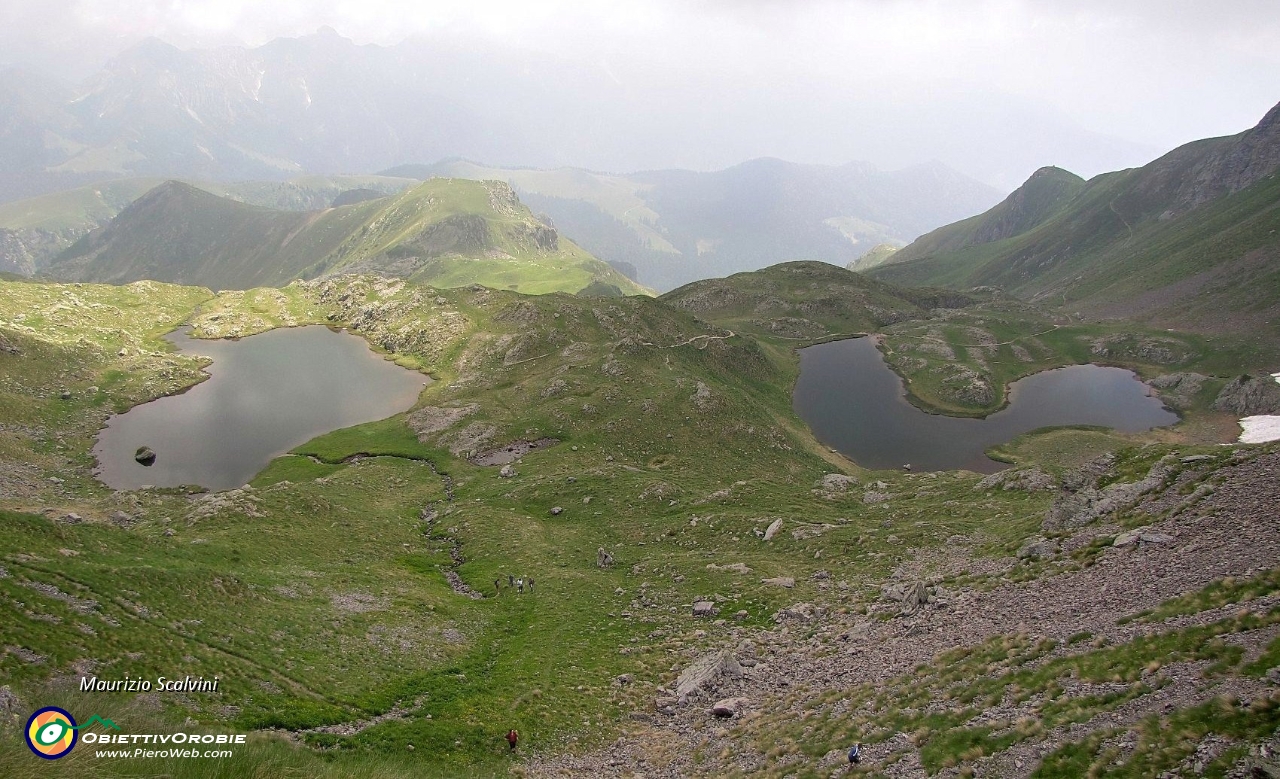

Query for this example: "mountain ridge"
[872,100,1280,339]
[47,178,646,295]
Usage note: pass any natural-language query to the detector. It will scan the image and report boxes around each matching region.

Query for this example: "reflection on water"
[94,326,427,490]
[793,337,1177,473]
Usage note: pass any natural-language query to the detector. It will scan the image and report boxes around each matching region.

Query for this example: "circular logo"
[25,707,78,759]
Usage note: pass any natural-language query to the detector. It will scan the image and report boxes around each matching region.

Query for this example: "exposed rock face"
[1149,372,1208,410]
[976,467,1056,492]
[472,438,559,466]
[1169,99,1280,213]
[1043,455,1178,531]
[1212,374,1280,416]
[813,473,856,497]
[407,404,479,439]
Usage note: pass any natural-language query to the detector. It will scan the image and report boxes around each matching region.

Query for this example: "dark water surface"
[94,326,428,490]
[793,337,1177,473]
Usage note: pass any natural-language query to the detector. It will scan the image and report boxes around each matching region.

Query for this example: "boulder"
[977,467,1057,492]
[761,576,795,588]
[774,602,821,622]
[712,697,748,718]
[134,446,157,466]
[1017,536,1057,560]
[763,518,783,541]
[550,506,564,516]
[498,464,515,478]
[1116,529,1174,547]
[675,651,742,703]
[881,581,935,613]
[596,547,614,568]
[692,601,717,617]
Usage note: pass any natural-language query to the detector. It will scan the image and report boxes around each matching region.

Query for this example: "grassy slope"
[873,129,1280,340]
[314,178,648,296]
[1,272,1274,777]
[45,179,646,295]
[658,260,969,341]
[0,276,835,775]
[425,161,678,255]
[49,182,384,290]
[0,176,419,233]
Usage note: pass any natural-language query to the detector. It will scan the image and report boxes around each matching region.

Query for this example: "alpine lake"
[793,336,1178,473]
[93,325,428,491]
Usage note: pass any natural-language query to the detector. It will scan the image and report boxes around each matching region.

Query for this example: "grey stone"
[1017,536,1057,559]
[763,518,783,541]
[712,697,747,717]
[675,651,742,703]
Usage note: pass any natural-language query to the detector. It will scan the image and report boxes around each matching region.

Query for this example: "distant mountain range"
[0,174,418,276]
[0,27,1156,203]
[1,157,1001,291]
[872,100,1280,338]
[384,158,1003,290]
[46,178,643,295]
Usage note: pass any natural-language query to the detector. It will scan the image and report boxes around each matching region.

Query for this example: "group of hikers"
[494,574,534,594]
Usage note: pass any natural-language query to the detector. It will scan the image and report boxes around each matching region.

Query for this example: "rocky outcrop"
[673,651,742,704]
[1043,455,1178,531]
[1212,374,1280,416]
[1149,372,1208,410]
[976,467,1056,492]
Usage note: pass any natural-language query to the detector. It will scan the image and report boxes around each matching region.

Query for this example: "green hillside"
[659,260,971,340]
[3,273,1278,777]
[45,179,647,295]
[48,182,382,289]
[0,174,420,276]
[873,101,1280,339]
[385,158,1002,291]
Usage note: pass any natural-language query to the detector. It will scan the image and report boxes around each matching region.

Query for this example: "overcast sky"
[3,0,1278,184]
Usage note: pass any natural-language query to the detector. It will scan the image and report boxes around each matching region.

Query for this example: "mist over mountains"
[0,26,1160,202]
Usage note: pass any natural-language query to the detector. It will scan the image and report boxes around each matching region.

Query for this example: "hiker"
[505,729,519,751]
[516,577,524,594]
[494,578,501,594]
[508,574,514,587]
[848,743,861,766]
[527,577,535,593]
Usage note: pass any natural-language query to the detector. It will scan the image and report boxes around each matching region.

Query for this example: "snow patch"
[1239,415,1280,444]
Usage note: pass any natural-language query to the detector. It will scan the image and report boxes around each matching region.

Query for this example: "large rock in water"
[134,446,157,466]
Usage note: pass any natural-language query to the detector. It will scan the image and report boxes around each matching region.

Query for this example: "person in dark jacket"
[505,729,519,751]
